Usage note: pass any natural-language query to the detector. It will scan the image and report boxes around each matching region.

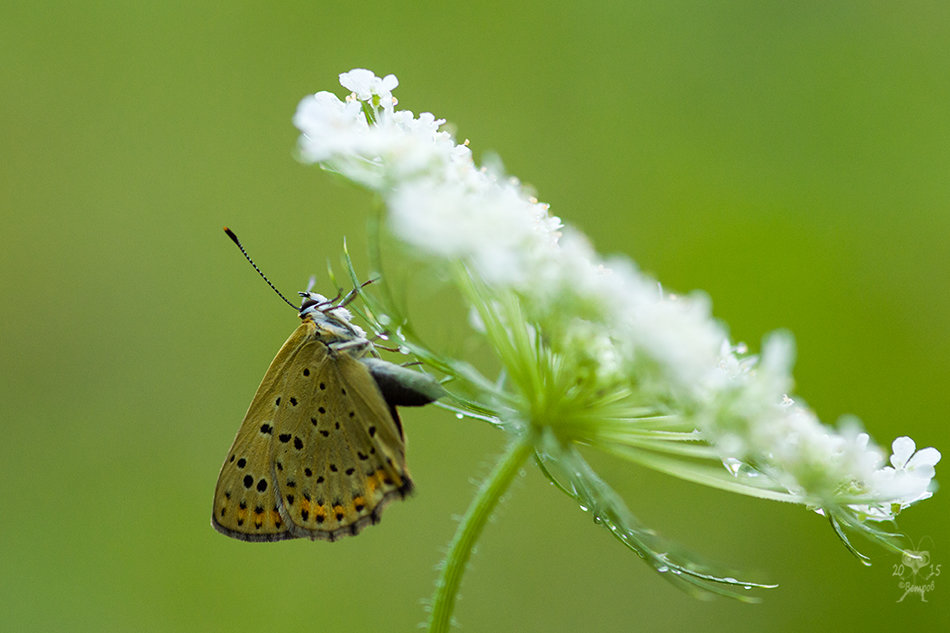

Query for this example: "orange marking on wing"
[372,468,389,489]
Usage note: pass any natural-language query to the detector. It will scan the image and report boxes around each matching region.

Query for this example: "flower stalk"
[427,434,535,633]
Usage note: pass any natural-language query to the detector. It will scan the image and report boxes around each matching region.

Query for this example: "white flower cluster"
[294,69,940,523]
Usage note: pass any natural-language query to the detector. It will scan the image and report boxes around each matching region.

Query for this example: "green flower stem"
[427,433,535,633]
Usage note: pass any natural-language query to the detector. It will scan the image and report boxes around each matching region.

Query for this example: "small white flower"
[339,68,399,105]
[870,437,942,510]
[293,91,366,163]
[890,436,942,475]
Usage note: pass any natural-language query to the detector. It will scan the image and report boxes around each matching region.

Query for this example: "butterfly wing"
[211,323,314,541]
[272,332,413,541]
[212,318,413,542]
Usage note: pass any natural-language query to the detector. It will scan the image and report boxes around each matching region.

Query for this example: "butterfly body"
[212,292,438,542]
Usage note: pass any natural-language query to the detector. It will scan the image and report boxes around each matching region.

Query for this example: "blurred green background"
[2,2,948,631]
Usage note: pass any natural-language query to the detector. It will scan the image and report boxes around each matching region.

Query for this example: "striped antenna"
[223,227,298,310]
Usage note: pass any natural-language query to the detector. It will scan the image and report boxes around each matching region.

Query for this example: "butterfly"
[212,231,443,541]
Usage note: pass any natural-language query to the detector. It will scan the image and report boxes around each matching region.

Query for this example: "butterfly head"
[297,291,367,341]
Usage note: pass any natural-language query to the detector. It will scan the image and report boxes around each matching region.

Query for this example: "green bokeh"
[2,2,947,631]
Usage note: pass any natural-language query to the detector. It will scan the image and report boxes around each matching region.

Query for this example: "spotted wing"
[271,334,413,541]
[211,322,314,541]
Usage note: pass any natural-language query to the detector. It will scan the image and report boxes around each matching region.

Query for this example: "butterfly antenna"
[340,278,377,307]
[223,227,298,310]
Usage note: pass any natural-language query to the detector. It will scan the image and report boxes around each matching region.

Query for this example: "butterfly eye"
[299,298,320,312]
